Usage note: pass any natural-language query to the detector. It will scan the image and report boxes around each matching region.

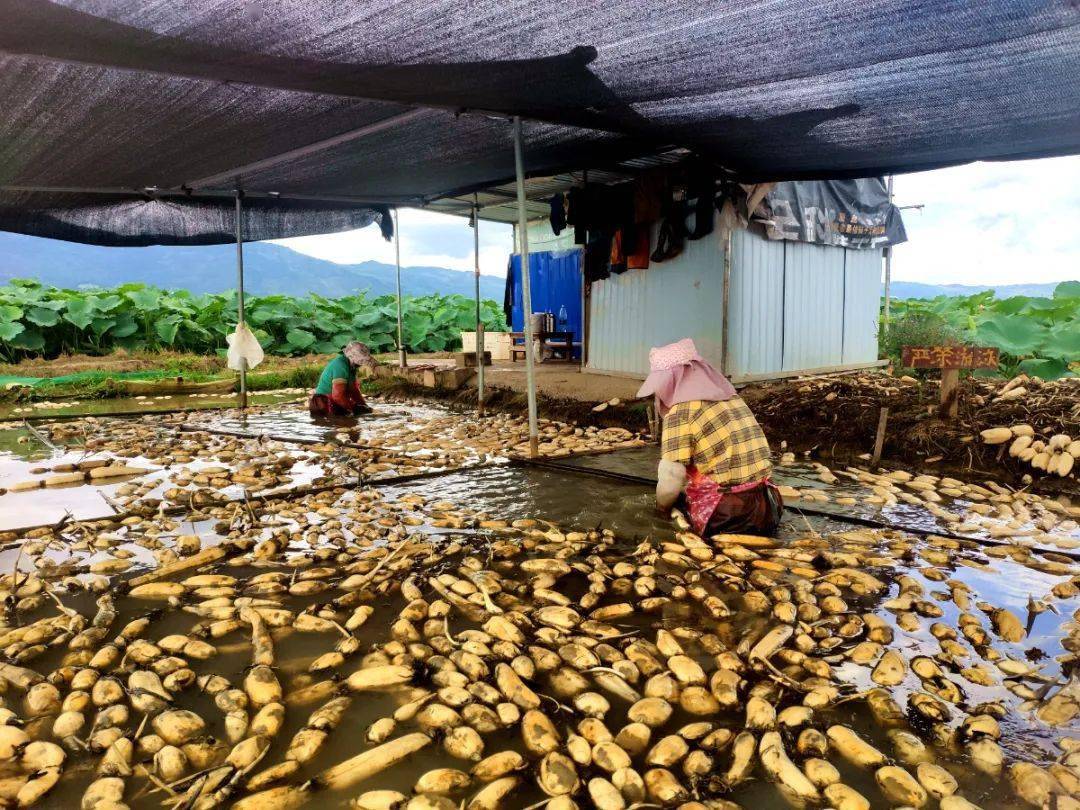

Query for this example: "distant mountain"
[888,280,1070,300]
[0,232,505,300]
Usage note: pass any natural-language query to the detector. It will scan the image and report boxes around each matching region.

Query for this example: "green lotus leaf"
[25,307,60,327]
[0,321,25,341]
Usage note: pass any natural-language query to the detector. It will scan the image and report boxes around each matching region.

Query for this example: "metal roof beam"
[182,109,430,190]
[0,185,419,205]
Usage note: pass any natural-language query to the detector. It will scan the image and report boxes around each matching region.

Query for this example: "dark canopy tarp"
[1,0,1078,245]
[0,193,392,248]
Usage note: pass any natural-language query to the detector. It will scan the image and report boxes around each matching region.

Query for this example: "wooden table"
[510,331,575,363]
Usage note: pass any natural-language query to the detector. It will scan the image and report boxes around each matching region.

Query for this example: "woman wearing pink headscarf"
[638,338,783,536]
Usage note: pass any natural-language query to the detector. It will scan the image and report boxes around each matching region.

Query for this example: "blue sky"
[277,156,1079,285]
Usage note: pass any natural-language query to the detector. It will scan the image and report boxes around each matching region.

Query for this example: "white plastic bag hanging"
[226,323,265,371]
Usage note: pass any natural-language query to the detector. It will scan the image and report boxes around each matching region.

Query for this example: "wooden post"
[939,368,960,419]
[871,406,889,468]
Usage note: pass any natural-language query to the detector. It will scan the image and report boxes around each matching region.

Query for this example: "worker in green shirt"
[308,341,377,417]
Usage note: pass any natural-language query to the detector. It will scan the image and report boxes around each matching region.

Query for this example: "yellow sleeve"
[661,403,695,465]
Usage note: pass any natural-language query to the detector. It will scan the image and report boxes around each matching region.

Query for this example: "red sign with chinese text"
[901,345,999,369]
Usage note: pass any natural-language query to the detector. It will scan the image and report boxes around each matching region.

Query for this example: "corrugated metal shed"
[727,228,784,378]
[842,248,882,364]
[782,240,845,372]
[585,225,883,380]
[587,222,726,376]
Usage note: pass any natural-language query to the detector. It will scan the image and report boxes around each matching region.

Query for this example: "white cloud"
[890,156,1080,285]
[274,208,514,277]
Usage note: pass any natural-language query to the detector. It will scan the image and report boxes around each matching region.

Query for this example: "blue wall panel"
[508,249,583,353]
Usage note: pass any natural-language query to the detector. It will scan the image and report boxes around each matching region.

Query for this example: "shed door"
[782,241,845,372]
[842,248,882,364]
[727,228,784,377]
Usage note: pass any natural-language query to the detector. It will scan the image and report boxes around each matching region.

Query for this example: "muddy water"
[379,466,858,543]
[192,400,452,446]
[0,404,465,533]
[0,430,120,528]
[0,435,327,532]
[1,405,1077,810]
[562,445,1080,548]
[7,462,1076,810]
[6,479,1071,807]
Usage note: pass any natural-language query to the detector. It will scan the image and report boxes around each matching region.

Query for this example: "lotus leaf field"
[889,280,1080,379]
[1,278,1075,379]
[0,280,507,360]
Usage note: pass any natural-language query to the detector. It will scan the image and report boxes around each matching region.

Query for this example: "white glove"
[656,459,688,510]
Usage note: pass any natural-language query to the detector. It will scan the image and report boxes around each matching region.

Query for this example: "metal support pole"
[579,264,585,373]
[579,170,587,373]
[512,116,539,457]
[234,189,248,410]
[393,207,407,369]
[883,175,894,335]
[721,226,733,374]
[473,195,485,415]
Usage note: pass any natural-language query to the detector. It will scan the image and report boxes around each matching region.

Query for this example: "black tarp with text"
[762,179,907,249]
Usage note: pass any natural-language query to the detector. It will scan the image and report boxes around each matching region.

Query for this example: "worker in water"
[640,338,783,536]
[308,341,377,417]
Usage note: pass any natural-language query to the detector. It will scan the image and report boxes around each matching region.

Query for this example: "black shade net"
[0,192,392,248]
[0,0,1077,245]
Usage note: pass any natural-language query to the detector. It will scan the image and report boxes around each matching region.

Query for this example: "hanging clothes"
[626,228,651,269]
[584,231,612,282]
[609,229,629,274]
[548,193,566,235]
[686,163,717,241]
[651,185,688,263]
[568,184,635,242]
[502,256,515,325]
[571,183,638,281]
[633,171,666,226]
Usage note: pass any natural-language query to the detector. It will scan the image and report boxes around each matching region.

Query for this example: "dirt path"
[482,362,644,403]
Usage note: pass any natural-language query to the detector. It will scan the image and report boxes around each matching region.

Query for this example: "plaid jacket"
[661,398,772,485]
